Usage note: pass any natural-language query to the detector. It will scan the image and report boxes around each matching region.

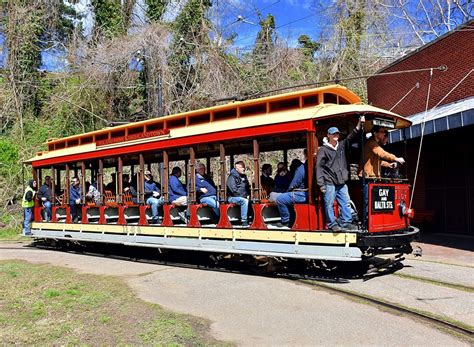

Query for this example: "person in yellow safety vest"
[22,179,37,235]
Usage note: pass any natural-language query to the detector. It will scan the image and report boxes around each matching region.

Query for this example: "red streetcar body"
[368,183,410,233]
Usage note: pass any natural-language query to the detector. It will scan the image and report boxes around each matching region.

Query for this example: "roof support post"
[163,150,169,203]
[306,130,316,204]
[252,139,261,201]
[189,147,196,204]
[139,154,145,204]
[81,162,86,204]
[65,164,70,205]
[219,144,226,202]
[98,159,104,204]
[117,157,123,203]
[51,166,56,205]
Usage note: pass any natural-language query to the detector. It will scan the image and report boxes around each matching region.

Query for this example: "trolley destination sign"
[372,186,395,211]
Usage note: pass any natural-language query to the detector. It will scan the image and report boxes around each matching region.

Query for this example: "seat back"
[104,190,117,206]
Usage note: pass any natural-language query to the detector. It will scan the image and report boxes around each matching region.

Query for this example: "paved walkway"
[0,242,469,346]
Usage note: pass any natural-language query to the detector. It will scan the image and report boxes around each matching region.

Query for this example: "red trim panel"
[32,120,312,167]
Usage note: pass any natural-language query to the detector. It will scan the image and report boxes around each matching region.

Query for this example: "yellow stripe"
[31,222,357,245]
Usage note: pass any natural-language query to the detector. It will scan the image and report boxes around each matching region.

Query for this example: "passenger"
[38,176,52,222]
[86,180,101,205]
[275,153,308,228]
[122,174,130,190]
[260,164,274,195]
[195,163,220,217]
[227,161,250,227]
[105,173,116,194]
[274,162,291,192]
[144,170,164,224]
[169,167,188,206]
[316,117,364,231]
[359,126,405,178]
[69,176,82,223]
[288,159,302,182]
[125,174,138,203]
[22,179,37,235]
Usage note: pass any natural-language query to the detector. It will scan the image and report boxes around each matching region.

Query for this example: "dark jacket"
[274,172,291,192]
[69,185,81,205]
[316,128,360,187]
[260,174,274,194]
[169,175,187,202]
[25,179,36,202]
[196,174,217,199]
[38,184,52,201]
[227,168,250,198]
[144,180,161,199]
[288,163,307,191]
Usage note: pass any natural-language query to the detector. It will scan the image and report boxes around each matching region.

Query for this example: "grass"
[0,260,229,346]
[0,227,25,240]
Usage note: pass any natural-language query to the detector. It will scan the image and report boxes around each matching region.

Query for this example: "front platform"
[29,222,362,262]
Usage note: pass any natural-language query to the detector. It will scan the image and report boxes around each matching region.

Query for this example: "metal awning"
[389,97,474,143]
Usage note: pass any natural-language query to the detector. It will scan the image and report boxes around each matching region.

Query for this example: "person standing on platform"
[22,179,37,235]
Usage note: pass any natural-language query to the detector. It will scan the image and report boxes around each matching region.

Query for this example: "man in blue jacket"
[195,163,219,217]
[144,170,164,224]
[227,161,250,227]
[38,176,52,222]
[169,167,188,206]
[69,176,82,223]
[276,151,308,228]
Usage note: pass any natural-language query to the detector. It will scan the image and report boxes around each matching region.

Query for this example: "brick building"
[366,20,474,235]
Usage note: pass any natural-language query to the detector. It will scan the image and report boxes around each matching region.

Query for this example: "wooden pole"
[252,139,261,201]
[163,150,169,203]
[51,166,56,205]
[81,162,86,204]
[65,164,70,205]
[189,147,196,203]
[139,154,145,204]
[98,159,104,204]
[219,144,226,202]
[306,130,316,204]
[117,156,123,203]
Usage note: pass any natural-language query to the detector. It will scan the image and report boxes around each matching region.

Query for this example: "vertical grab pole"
[252,139,260,201]
[117,156,123,204]
[81,162,86,204]
[139,154,145,204]
[98,159,104,204]
[163,150,169,203]
[65,164,70,205]
[306,130,316,204]
[219,144,226,202]
[51,165,56,205]
[360,114,367,230]
[189,147,196,204]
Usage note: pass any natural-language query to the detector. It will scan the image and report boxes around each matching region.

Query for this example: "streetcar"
[25,85,419,263]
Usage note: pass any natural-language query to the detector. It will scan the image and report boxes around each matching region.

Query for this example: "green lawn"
[0,261,229,345]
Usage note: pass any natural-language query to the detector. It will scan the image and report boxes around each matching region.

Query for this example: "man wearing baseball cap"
[316,116,364,231]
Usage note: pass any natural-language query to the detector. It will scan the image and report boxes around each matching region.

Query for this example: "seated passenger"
[69,176,82,223]
[38,176,52,222]
[317,117,364,231]
[105,173,117,195]
[169,167,188,206]
[122,174,130,190]
[260,164,274,196]
[274,162,290,192]
[195,163,220,217]
[86,180,101,205]
[227,161,250,227]
[144,170,164,224]
[275,152,308,228]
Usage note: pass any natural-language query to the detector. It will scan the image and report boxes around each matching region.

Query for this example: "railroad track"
[6,239,474,343]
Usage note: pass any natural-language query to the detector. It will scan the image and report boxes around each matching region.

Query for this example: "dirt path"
[0,242,468,346]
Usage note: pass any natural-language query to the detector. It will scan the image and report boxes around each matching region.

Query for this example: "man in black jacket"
[227,161,250,227]
[316,116,364,231]
[38,176,52,222]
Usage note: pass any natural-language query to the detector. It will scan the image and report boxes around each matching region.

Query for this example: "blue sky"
[0,0,323,71]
